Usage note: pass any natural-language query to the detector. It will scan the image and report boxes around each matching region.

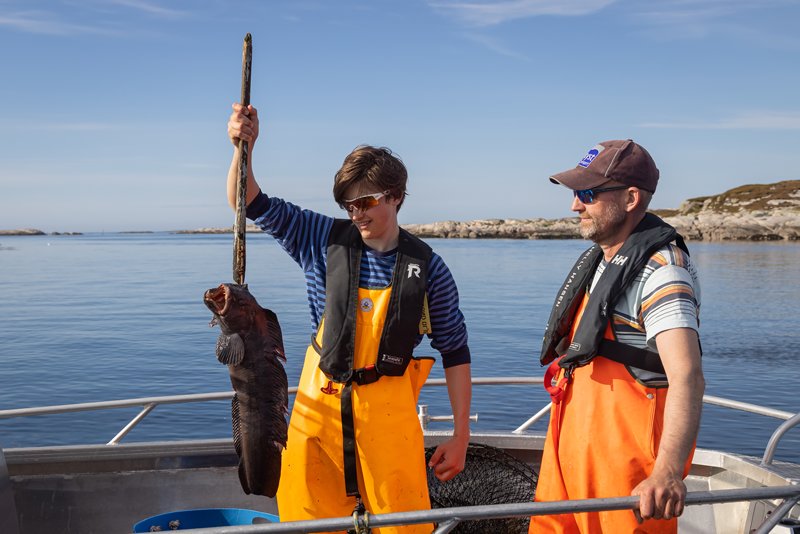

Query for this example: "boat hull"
[5,433,800,533]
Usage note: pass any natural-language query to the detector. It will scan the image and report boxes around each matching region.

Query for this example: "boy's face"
[341,183,401,245]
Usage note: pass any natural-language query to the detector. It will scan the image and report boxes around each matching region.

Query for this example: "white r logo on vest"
[407,263,421,278]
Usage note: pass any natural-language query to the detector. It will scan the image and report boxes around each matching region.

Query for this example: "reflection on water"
[0,235,798,463]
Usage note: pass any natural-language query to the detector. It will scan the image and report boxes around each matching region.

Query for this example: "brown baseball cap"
[549,139,659,193]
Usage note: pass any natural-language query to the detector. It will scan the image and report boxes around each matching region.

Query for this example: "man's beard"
[579,201,626,242]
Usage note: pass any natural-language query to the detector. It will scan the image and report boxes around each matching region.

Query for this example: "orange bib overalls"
[530,294,693,534]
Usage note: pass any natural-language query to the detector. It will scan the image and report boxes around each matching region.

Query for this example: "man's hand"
[631,469,687,522]
[228,103,259,146]
[428,435,468,482]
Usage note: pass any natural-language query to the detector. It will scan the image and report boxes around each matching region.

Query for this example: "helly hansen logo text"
[407,263,421,278]
[610,255,628,266]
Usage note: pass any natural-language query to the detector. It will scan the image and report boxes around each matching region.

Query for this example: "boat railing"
[2,377,800,532]
[0,376,798,465]
[123,486,800,534]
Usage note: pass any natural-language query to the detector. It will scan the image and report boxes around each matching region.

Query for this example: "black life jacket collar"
[317,219,432,384]
[540,213,690,375]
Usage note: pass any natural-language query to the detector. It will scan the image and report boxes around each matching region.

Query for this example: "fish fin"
[262,308,286,361]
[231,395,251,495]
[238,462,252,495]
[216,333,245,365]
[231,395,243,458]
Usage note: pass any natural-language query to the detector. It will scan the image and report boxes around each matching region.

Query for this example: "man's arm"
[632,327,704,522]
[227,103,262,211]
[428,363,472,482]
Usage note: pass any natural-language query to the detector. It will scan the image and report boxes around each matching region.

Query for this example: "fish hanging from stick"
[204,33,288,498]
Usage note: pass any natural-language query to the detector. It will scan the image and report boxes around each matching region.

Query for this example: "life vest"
[540,213,692,383]
[317,219,432,384]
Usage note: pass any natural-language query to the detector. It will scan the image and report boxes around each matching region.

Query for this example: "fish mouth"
[204,284,231,316]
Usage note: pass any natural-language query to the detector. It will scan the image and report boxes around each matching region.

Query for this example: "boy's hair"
[333,145,407,211]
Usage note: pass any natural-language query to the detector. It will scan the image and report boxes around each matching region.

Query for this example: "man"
[530,139,704,533]
[227,103,472,533]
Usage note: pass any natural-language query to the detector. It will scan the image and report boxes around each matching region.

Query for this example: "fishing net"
[425,443,537,534]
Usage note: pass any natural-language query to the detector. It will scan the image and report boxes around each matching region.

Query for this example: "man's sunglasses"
[339,191,390,213]
[573,185,628,204]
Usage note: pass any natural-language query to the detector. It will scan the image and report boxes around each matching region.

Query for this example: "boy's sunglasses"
[573,185,628,204]
[339,191,390,213]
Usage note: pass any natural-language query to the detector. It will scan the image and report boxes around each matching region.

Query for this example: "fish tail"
[237,443,282,498]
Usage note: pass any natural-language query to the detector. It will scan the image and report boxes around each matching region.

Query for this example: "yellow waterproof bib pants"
[277,286,434,533]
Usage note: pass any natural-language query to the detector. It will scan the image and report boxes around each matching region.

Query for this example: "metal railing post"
[108,403,157,445]
[762,412,800,466]
[753,495,800,534]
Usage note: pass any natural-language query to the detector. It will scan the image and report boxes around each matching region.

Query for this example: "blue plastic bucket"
[133,508,279,532]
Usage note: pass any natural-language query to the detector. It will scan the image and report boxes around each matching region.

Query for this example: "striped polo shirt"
[247,192,470,367]
[590,243,701,385]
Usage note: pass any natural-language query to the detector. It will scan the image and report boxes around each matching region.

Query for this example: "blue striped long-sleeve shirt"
[247,191,470,367]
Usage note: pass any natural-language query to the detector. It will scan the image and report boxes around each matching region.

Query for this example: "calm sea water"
[1,234,799,464]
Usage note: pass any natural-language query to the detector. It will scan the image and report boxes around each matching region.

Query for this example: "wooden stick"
[233,33,252,285]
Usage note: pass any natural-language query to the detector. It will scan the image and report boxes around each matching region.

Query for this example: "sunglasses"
[339,191,390,213]
[573,185,628,204]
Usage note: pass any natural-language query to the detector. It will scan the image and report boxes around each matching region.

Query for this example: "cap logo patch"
[578,145,604,168]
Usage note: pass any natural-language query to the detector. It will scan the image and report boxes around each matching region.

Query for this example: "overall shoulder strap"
[319,219,362,383]
[539,245,603,366]
[375,228,432,376]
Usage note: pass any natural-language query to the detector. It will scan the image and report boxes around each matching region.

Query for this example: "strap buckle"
[348,498,371,534]
[543,357,573,404]
[351,365,380,385]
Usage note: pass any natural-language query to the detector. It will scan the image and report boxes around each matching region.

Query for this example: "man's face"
[571,183,628,244]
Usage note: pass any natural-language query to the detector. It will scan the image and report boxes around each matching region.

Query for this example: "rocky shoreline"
[403,181,800,242]
[0,229,83,236]
[4,181,798,241]
[401,211,800,242]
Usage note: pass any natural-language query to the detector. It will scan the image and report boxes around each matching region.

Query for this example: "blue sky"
[1,0,799,232]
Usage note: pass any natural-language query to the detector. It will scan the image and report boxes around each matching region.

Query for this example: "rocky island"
[0,229,82,236]
[402,180,800,241]
[0,228,48,236]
